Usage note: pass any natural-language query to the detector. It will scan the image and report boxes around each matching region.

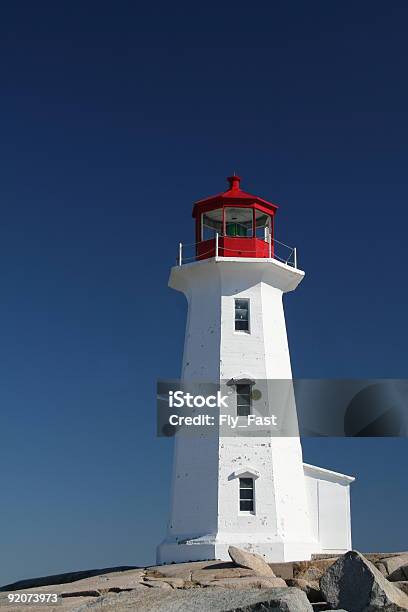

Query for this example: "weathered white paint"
[157,255,354,564]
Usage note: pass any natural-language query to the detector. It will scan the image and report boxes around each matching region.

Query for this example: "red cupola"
[192,175,278,260]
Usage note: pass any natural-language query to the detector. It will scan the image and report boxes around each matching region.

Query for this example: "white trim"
[215,255,303,274]
[303,463,355,485]
[230,467,260,480]
[170,256,305,294]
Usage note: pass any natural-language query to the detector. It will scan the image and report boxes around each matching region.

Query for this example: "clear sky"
[0,0,407,587]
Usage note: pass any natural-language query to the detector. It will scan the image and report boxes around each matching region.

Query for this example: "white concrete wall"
[215,261,315,559]
[157,257,354,564]
[163,262,222,547]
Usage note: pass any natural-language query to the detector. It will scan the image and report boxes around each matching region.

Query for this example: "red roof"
[192,176,278,217]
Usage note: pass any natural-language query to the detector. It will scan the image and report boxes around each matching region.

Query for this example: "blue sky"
[0,1,407,586]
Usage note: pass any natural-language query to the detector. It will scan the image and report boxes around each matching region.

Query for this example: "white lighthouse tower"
[158,176,354,564]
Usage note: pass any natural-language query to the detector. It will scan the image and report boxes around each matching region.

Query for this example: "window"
[236,383,251,417]
[235,298,249,332]
[202,209,223,241]
[239,477,254,512]
[225,208,253,237]
[255,211,271,241]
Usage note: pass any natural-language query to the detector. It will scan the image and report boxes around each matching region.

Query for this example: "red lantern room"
[192,175,278,260]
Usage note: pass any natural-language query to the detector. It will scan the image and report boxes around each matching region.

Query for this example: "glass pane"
[235,309,248,320]
[255,211,271,240]
[225,208,253,237]
[237,404,250,417]
[237,396,250,407]
[202,209,222,241]
[235,299,248,317]
[240,489,253,500]
[239,477,253,488]
[240,500,254,511]
[235,299,249,331]
[237,384,251,400]
[235,320,249,331]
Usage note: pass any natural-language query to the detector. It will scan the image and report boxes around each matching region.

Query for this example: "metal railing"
[177,234,298,269]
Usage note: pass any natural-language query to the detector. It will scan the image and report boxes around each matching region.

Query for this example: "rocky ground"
[1,548,408,611]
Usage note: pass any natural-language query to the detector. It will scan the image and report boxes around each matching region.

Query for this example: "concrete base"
[157,535,320,565]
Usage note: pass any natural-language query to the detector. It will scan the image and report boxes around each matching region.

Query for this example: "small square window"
[235,298,249,332]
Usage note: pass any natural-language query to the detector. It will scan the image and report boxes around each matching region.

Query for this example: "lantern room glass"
[255,210,271,241]
[201,209,223,240]
[225,208,253,237]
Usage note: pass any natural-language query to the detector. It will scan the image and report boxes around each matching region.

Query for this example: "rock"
[146,560,221,580]
[395,582,408,596]
[389,565,408,582]
[198,576,287,589]
[61,570,146,594]
[143,579,173,589]
[320,550,408,611]
[142,576,185,589]
[228,545,275,577]
[0,566,139,592]
[286,577,322,602]
[293,558,337,583]
[377,563,388,576]
[60,590,102,597]
[0,570,147,601]
[382,556,408,577]
[366,553,408,564]
[311,607,348,612]
[191,567,255,583]
[270,562,294,580]
[71,586,313,611]
[311,605,348,612]
[0,592,98,612]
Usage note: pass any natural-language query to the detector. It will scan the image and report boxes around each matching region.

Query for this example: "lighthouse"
[158,176,354,564]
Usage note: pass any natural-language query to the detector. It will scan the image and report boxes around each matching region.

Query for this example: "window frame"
[236,382,252,417]
[239,476,255,513]
[234,298,250,333]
